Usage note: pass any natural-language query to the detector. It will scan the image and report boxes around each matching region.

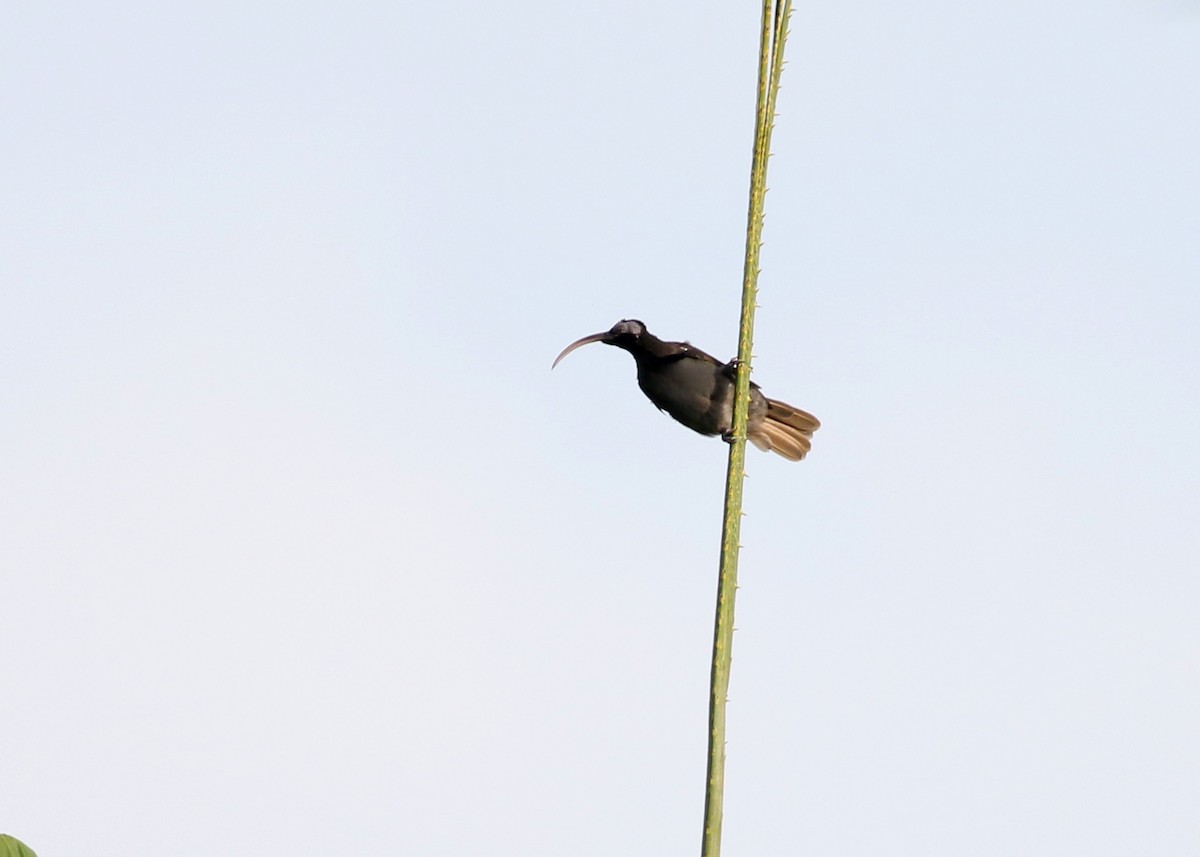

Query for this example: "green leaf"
[0,834,39,857]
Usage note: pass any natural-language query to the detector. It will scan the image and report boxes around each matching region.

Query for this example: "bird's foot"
[722,357,744,380]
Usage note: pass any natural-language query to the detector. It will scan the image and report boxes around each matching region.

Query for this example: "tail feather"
[766,398,821,432]
[747,398,820,461]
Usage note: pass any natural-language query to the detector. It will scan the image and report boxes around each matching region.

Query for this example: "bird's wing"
[665,342,725,366]
[658,339,774,396]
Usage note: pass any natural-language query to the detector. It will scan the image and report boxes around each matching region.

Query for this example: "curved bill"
[551,331,611,369]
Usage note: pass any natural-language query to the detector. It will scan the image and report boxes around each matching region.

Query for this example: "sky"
[2,1,1198,855]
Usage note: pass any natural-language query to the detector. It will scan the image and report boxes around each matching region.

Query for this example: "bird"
[552,319,819,461]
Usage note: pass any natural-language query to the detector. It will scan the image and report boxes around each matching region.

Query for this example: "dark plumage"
[552,319,820,461]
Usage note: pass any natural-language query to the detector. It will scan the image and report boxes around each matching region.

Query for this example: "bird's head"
[552,319,647,368]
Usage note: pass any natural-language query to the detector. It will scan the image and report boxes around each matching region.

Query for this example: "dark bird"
[552,319,819,461]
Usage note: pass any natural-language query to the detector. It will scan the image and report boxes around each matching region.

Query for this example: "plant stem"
[701,2,792,855]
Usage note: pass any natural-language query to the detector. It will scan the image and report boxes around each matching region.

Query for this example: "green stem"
[701,2,792,855]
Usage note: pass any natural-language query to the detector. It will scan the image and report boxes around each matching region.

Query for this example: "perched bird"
[552,319,819,461]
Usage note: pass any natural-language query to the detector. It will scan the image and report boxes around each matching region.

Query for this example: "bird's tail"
[748,398,821,461]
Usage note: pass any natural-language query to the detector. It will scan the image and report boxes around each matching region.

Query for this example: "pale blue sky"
[3,2,1198,855]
